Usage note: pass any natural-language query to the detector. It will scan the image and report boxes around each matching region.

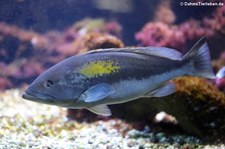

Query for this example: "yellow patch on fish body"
[80,60,121,78]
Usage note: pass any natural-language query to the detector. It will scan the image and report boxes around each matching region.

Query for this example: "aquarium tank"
[0,0,225,148]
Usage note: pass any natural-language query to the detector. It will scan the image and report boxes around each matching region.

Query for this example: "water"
[0,0,225,147]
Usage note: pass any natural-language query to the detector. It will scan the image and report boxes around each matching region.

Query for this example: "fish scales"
[77,52,183,83]
[22,37,216,116]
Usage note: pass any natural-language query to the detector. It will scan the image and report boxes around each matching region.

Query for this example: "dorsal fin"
[88,47,182,60]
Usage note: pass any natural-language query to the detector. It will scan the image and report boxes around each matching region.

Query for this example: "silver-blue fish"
[22,38,216,116]
[216,66,225,78]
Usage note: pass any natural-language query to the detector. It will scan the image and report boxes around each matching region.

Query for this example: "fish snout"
[21,89,55,104]
[22,91,33,100]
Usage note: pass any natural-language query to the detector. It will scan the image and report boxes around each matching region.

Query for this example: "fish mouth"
[22,89,55,104]
[22,91,38,100]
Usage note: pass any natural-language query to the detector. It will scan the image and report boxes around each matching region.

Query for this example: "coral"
[136,22,186,50]
[71,18,122,37]
[136,6,225,53]
[105,21,122,37]
[135,20,210,52]
[203,5,225,35]
[0,19,122,56]
[0,60,44,78]
[0,78,12,90]
[0,19,123,90]
[58,32,124,56]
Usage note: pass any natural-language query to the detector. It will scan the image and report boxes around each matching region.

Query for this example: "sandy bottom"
[0,89,224,149]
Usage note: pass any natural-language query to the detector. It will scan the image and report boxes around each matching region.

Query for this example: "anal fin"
[87,105,111,116]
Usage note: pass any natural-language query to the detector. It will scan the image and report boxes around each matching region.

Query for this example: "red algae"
[0,19,123,90]
[0,78,12,90]
[136,5,225,53]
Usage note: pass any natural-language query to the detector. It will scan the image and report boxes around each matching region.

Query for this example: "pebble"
[0,89,221,148]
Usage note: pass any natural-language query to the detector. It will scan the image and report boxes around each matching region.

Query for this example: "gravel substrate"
[0,89,224,149]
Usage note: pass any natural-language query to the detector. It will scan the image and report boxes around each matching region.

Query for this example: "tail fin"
[182,37,216,79]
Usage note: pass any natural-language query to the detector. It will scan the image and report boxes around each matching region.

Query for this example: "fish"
[22,37,216,116]
[216,66,225,78]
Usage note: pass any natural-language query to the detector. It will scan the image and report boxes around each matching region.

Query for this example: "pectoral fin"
[78,83,115,103]
[87,105,111,116]
[143,82,176,98]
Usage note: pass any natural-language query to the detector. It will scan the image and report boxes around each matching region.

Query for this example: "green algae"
[110,77,225,143]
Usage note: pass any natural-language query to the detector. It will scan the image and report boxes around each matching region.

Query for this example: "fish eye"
[44,80,53,88]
